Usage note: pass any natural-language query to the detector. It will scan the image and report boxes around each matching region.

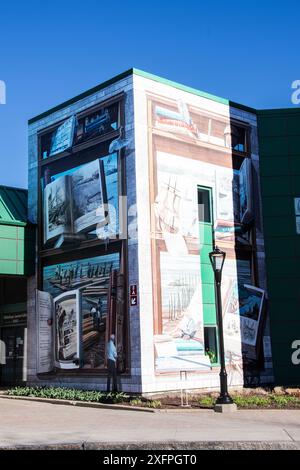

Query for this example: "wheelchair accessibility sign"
[129,284,138,307]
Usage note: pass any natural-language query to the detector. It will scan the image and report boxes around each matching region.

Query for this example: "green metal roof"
[0,186,35,276]
[0,186,28,227]
[28,68,257,125]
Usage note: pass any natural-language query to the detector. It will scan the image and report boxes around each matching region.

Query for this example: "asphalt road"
[0,398,300,449]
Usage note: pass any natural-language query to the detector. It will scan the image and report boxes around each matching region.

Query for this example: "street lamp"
[209,246,233,406]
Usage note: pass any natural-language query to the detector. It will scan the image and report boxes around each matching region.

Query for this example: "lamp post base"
[214,403,237,413]
[215,394,234,405]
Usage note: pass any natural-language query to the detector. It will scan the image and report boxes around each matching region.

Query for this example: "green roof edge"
[29,68,259,125]
[0,185,27,193]
[0,220,27,227]
[132,68,256,114]
[132,68,229,105]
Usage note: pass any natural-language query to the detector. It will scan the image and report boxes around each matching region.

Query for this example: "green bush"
[130,398,143,406]
[233,394,300,408]
[271,395,300,407]
[197,393,300,409]
[198,396,214,407]
[7,387,160,407]
[205,350,217,364]
[145,400,162,409]
[7,386,129,404]
[7,387,300,409]
[233,395,270,408]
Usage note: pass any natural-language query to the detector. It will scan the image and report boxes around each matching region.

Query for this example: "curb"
[0,394,216,413]
[0,394,155,413]
[0,441,299,450]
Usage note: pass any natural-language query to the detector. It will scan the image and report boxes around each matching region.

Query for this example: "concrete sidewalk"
[0,398,299,449]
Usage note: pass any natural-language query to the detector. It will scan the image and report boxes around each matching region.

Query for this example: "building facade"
[258,108,300,387]
[26,69,273,393]
[0,186,34,386]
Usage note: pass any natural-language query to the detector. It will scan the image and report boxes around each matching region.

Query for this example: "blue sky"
[0,0,299,188]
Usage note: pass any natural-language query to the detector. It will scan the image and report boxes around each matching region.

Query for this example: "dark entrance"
[0,326,25,386]
[0,277,27,386]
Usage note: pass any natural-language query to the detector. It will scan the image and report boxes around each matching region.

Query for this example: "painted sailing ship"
[155,177,182,234]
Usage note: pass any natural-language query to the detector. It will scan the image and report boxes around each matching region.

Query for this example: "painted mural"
[145,89,268,384]
[41,253,120,371]
[43,152,119,249]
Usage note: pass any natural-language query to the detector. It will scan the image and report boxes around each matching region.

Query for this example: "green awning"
[0,186,35,276]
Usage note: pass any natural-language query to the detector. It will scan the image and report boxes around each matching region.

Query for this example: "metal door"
[1,327,25,385]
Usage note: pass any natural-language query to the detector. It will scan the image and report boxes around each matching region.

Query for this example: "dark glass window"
[75,102,118,145]
[40,102,119,160]
[198,187,211,223]
[224,124,247,153]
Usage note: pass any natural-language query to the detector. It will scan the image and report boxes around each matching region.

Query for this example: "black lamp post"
[209,246,233,405]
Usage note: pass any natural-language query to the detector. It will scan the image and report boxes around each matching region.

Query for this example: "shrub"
[145,400,161,409]
[233,395,271,408]
[7,387,129,404]
[198,396,214,407]
[205,350,217,364]
[197,393,300,409]
[130,398,143,406]
[271,395,300,407]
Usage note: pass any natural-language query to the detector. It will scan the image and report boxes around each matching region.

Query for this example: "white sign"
[49,115,76,156]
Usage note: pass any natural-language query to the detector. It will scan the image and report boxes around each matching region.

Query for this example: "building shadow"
[222,105,272,388]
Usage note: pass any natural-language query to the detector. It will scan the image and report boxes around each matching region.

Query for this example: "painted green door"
[198,186,216,325]
[199,223,216,325]
[198,187,218,363]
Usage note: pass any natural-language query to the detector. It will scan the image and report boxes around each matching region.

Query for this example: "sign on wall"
[129,284,138,307]
[48,115,76,157]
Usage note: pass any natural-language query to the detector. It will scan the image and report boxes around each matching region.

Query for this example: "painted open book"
[36,289,81,372]
[37,263,122,373]
[44,158,108,245]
